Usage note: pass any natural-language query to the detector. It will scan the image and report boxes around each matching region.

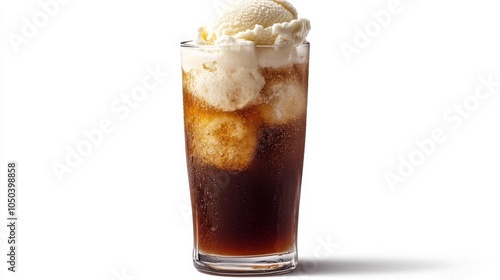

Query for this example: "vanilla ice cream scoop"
[196,0,310,45]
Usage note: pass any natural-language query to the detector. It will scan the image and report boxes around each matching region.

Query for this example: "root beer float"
[181,0,310,275]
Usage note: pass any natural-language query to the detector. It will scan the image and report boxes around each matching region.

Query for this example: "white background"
[1,0,500,279]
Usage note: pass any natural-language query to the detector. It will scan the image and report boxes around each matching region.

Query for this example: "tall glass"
[181,41,310,275]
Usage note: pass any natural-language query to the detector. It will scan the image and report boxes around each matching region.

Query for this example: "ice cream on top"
[184,0,310,113]
[195,0,310,45]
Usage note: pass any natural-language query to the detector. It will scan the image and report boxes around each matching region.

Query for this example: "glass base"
[193,251,298,276]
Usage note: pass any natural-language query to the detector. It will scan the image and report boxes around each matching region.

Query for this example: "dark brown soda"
[183,63,308,256]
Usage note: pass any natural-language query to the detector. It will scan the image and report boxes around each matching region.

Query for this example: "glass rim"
[180,40,310,49]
